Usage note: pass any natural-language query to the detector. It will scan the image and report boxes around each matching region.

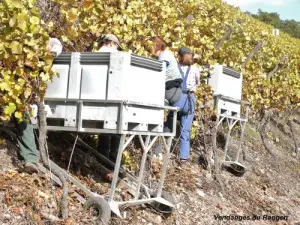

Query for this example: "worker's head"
[99,34,122,50]
[151,36,167,58]
[178,47,193,66]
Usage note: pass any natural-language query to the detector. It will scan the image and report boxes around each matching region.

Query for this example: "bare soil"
[1,115,300,225]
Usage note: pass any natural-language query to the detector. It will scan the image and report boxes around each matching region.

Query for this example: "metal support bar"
[222,119,239,162]
[118,103,124,134]
[235,121,247,162]
[77,101,83,132]
[114,197,174,208]
[157,136,172,197]
[172,111,178,136]
[70,134,116,169]
[108,134,126,202]
[123,134,135,150]
[37,163,86,204]
[217,116,226,127]
[135,136,158,200]
[138,135,146,152]
[44,98,178,111]
[214,106,248,169]
[145,135,151,148]
[44,160,100,200]
[44,126,176,136]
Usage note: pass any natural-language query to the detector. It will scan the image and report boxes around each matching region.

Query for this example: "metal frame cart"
[206,66,249,176]
[35,100,178,223]
[213,95,249,176]
[30,52,178,223]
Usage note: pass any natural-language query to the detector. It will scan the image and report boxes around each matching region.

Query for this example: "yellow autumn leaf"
[82,0,93,9]
[29,16,40,25]
[40,72,50,82]
[4,103,16,115]
[9,16,17,27]
[14,111,22,119]
[67,8,78,23]
[9,41,23,54]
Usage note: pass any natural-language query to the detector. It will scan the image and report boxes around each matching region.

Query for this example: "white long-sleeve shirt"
[179,65,201,92]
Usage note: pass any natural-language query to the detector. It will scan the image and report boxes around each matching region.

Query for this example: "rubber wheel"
[84,196,111,224]
[225,163,247,177]
[148,190,175,218]
[198,155,209,170]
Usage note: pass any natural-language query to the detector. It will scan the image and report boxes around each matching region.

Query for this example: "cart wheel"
[148,190,175,218]
[84,196,111,224]
[225,163,247,177]
[198,155,208,170]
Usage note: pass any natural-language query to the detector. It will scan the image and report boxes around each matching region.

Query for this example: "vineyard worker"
[151,36,183,106]
[97,34,122,162]
[11,38,62,174]
[167,47,200,164]
[97,34,122,52]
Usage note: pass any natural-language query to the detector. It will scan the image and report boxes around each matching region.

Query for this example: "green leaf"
[17,12,29,31]
[4,103,16,115]
[29,16,40,25]
[40,72,50,81]
[9,41,23,54]
[28,0,36,8]
[0,82,10,91]
[5,0,23,8]
[9,16,17,27]
[14,111,22,119]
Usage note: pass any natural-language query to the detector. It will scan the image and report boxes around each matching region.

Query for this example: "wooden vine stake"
[267,55,287,79]
[37,100,69,219]
[259,55,287,158]
[242,40,264,69]
[216,27,233,50]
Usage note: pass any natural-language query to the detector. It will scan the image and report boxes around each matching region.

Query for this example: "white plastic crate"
[208,66,243,117]
[46,52,165,105]
[208,65,242,100]
[214,96,242,117]
[33,52,166,133]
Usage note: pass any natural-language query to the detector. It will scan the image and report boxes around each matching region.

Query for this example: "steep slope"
[1,113,300,225]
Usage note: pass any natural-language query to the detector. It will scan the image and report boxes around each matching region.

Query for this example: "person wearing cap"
[97,34,122,52]
[151,36,183,106]
[96,34,122,162]
[166,47,200,164]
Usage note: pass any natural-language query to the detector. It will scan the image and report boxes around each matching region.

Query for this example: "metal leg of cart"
[213,95,249,174]
[215,113,248,167]
[107,134,175,218]
[28,100,178,221]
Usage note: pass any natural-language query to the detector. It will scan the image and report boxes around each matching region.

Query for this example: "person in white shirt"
[151,36,183,105]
